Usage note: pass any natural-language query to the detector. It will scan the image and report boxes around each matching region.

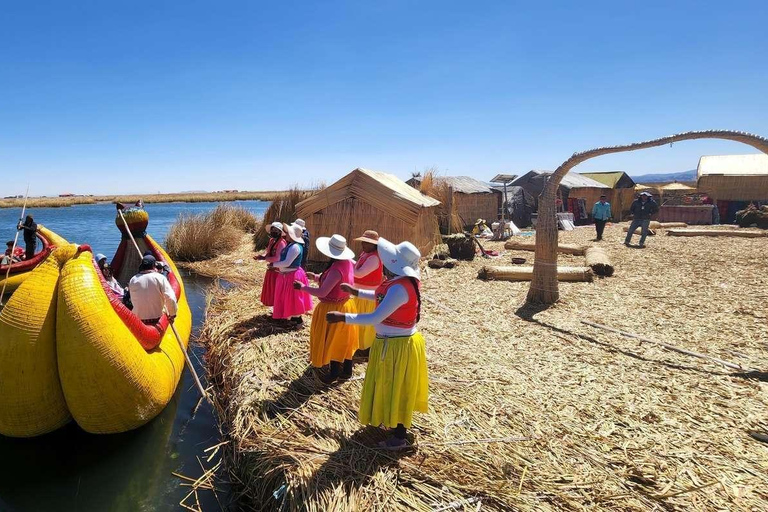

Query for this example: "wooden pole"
[117,208,144,258]
[581,320,754,372]
[1,185,30,305]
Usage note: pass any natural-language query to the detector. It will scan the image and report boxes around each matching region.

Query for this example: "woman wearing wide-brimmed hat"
[254,221,287,307]
[351,230,384,353]
[271,223,313,322]
[327,238,429,448]
[295,234,359,383]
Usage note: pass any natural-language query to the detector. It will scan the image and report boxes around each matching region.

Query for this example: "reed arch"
[527,130,768,305]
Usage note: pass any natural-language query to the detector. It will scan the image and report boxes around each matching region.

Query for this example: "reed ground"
[196,223,768,511]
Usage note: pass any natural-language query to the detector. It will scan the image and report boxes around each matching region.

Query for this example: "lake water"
[0,200,270,512]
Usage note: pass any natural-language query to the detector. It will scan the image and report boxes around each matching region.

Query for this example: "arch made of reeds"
[527,130,768,305]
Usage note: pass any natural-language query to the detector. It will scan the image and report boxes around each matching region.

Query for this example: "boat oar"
[1,185,30,305]
[164,300,211,404]
[119,205,210,403]
[117,207,144,259]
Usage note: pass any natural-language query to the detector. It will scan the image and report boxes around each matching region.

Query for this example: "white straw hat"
[295,218,306,229]
[265,221,283,233]
[315,234,355,260]
[377,238,421,280]
[283,223,305,244]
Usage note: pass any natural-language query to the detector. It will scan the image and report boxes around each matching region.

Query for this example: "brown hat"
[354,230,380,245]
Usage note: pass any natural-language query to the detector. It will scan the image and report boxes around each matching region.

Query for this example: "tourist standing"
[297,234,358,383]
[17,215,37,260]
[591,195,612,240]
[128,254,177,325]
[327,239,429,448]
[624,192,659,248]
[254,222,286,307]
[352,230,383,352]
[271,223,312,323]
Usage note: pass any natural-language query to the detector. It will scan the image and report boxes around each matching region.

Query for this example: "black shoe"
[339,359,354,380]
[291,317,304,325]
[321,361,342,384]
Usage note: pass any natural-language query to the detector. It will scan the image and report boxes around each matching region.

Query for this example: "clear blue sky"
[2,1,767,196]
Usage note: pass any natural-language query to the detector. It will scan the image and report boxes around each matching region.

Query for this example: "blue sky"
[1,1,767,196]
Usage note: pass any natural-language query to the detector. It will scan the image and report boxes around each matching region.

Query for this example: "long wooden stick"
[581,320,755,372]
[117,208,143,258]
[1,185,30,305]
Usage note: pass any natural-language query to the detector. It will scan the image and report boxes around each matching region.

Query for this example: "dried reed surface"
[166,204,259,262]
[0,191,286,209]
[199,222,768,511]
[253,187,316,250]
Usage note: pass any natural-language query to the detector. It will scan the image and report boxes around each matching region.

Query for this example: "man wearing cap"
[295,219,310,269]
[591,195,612,241]
[624,192,659,248]
[128,254,178,325]
[351,230,383,353]
[17,214,37,260]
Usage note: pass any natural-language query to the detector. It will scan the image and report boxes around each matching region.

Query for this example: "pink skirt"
[260,268,278,306]
[272,268,313,319]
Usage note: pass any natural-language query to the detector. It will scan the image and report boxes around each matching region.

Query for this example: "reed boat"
[0,226,67,295]
[0,205,192,437]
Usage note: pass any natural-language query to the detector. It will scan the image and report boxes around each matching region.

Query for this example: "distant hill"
[631,169,697,184]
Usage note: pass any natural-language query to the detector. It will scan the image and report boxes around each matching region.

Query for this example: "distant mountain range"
[631,169,697,184]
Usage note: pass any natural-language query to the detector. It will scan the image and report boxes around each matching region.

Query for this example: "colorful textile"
[351,296,376,350]
[309,299,358,367]
[358,332,429,429]
[272,268,313,319]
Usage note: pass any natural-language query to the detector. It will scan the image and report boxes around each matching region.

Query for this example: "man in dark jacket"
[17,215,38,260]
[624,192,659,248]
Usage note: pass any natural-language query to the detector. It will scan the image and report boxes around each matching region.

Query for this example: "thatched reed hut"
[697,154,768,222]
[578,171,637,221]
[433,176,501,229]
[295,168,441,261]
[512,171,610,223]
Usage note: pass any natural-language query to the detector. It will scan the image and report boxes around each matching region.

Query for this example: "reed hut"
[431,176,501,229]
[579,171,637,221]
[512,171,610,223]
[697,154,768,222]
[295,168,441,261]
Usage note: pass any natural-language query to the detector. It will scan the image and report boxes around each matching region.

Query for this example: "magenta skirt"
[273,268,313,319]
[260,268,278,306]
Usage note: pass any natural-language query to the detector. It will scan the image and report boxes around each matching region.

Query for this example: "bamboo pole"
[118,206,210,402]
[581,320,755,372]
[0,185,30,305]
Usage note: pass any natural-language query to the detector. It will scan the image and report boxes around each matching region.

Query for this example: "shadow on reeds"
[517,312,733,377]
[263,366,324,419]
[734,371,768,382]
[230,313,305,340]
[302,426,410,501]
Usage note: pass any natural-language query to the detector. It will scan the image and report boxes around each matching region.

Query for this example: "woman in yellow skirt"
[327,238,428,448]
[296,234,358,384]
[351,230,384,353]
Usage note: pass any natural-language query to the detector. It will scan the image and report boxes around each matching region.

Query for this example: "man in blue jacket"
[624,192,659,248]
[591,195,611,240]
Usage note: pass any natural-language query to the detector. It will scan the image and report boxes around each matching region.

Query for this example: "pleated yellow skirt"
[310,300,358,367]
[351,296,376,350]
[359,332,429,429]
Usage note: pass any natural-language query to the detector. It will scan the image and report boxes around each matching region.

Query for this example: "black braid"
[409,277,422,324]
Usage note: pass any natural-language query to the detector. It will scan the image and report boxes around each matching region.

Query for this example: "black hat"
[140,254,157,270]
[6,241,13,247]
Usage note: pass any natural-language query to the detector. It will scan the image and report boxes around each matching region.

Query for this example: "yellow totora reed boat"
[0,225,68,295]
[0,205,192,437]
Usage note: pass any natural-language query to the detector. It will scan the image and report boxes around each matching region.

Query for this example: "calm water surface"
[0,200,269,511]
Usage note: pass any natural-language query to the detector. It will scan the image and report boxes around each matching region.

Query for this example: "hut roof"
[433,176,497,194]
[296,168,440,224]
[579,171,636,189]
[697,154,768,177]
[512,170,609,190]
